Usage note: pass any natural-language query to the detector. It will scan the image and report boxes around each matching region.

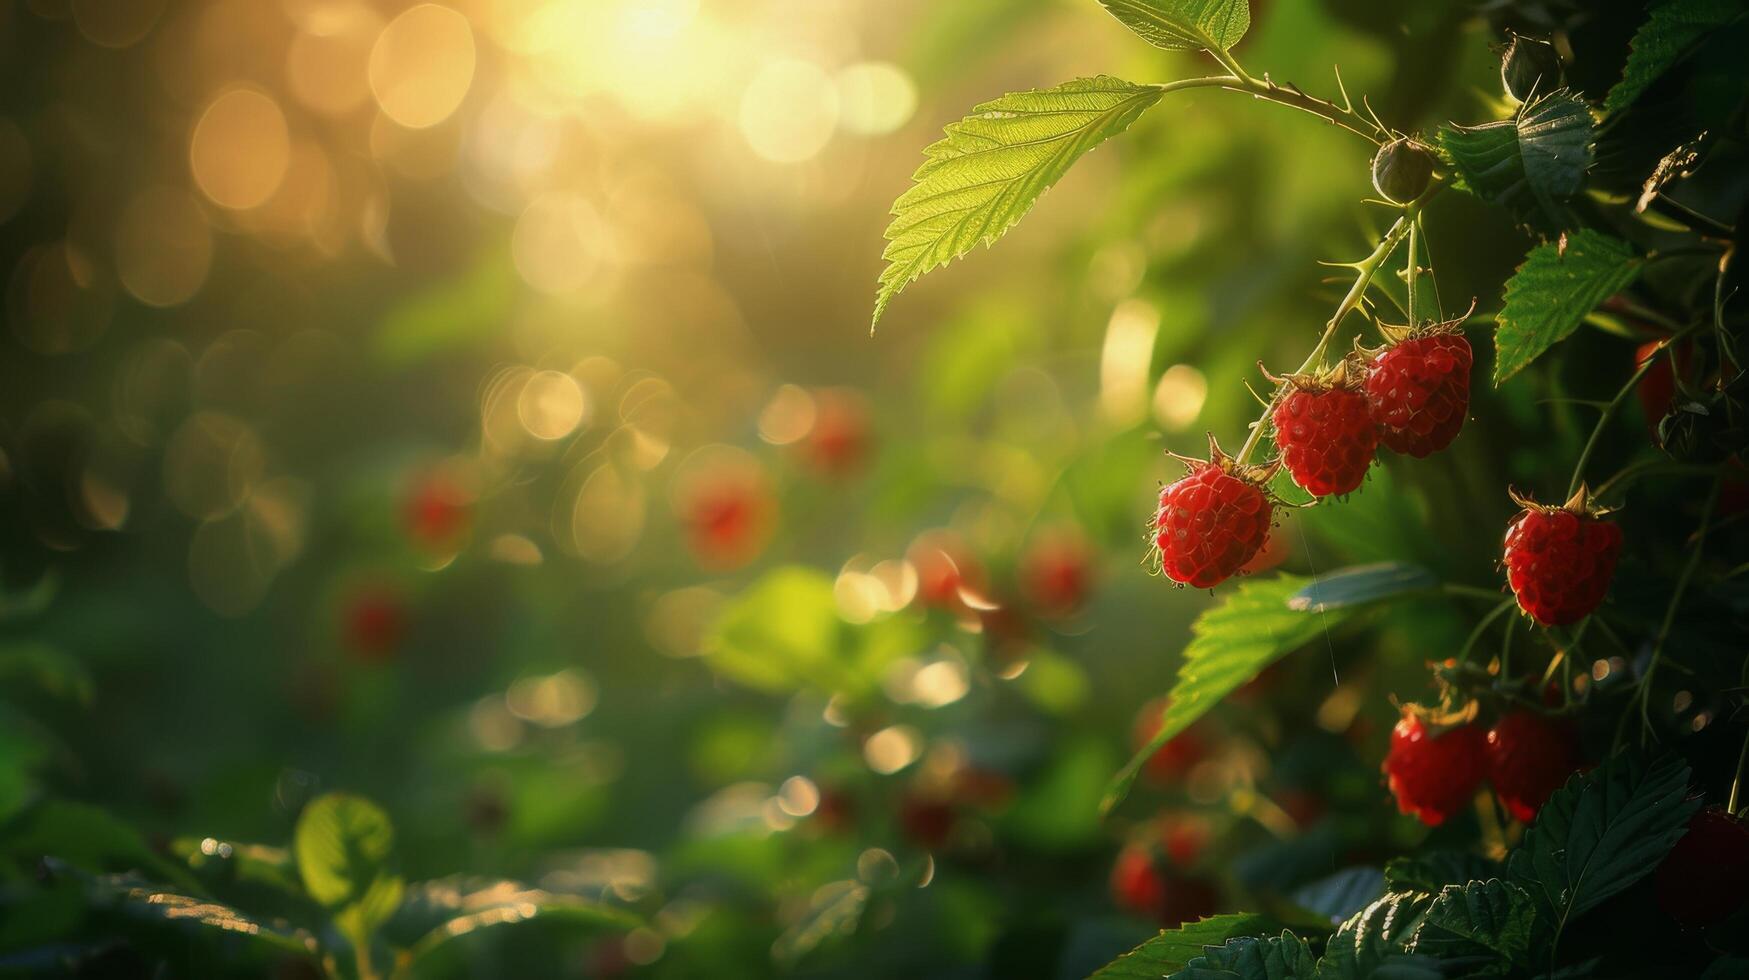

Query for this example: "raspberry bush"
[0,1,1744,978]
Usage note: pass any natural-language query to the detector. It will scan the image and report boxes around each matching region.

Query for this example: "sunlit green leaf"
[1168,930,1317,979]
[1096,0,1250,52]
[1093,913,1280,979]
[872,77,1163,329]
[395,877,636,972]
[1492,230,1641,385]
[1409,879,1536,966]
[1314,892,1440,980]
[294,793,402,944]
[1605,0,1745,113]
[1102,575,1358,815]
[1507,754,1698,936]
[1383,852,1501,894]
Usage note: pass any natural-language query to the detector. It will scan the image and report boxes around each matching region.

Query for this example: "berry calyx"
[1151,435,1276,589]
[1484,710,1579,823]
[1363,319,1473,458]
[1269,360,1378,497]
[1502,487,1623,627]
[1383,707,1486,827]
[1655,805,1749,927]
[1370,138,1436,205]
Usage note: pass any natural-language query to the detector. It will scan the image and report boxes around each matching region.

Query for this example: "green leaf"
[1492,230,1642,384]
[0,644,92,704]
[1170,931,1317,979]
[1287,563,1436,613]
[771,879,870,968]
[1383,852,1502,894]
[1507,754,1699,936]
[396,877,637,972]
[1102,575,1356,815]
[871,77,1163,329]
[1096,0,1250,52]
[1314,892,1439,980]
[1,799,204,895]
[294,793,402,943]
[1093,914,1281,979]
[1440,91,1593,232]
[1410,879,1536,966]
[1605,0,1746,113]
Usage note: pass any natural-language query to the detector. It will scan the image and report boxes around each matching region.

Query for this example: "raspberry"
[1655,806,1749,927]
[1152,437,1275,589]
[802,388,871,477]
[908,530,981,609]
[1109,828,1221,926]
[1502,489,1623,626]
[1382,710,1486,827]
[342,586,406,662]
[1364,327,1472,458]
[1270,365,1378,497]
[1019,528,1094,617]
[404,469,472,550]
[1484,710,1578,823]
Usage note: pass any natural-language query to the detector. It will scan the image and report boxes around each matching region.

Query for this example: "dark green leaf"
[1291,868,1385,926]
[0,644,91,704]
[1507,755,1699,937]
[1096,0,1250,52]
[1315,892,1440,980]
[1172,930,1318,980]
[1605,0,1746,113]
[1410,879,1536,965]
[872,77,1164,329]
[1093,914,1281,979]
[1440,91,1593,233]
[1103,575,1357,815]
[1383,852,1502,894]
[1492,230,1641,384]
[1288,564,1436,613]
[1,800,203,895]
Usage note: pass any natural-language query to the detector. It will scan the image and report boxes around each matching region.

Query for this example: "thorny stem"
[1633,473,1725,744]
[1566,318,1709,499]
[1236,210,1417,464]
[1405,221,1420,323]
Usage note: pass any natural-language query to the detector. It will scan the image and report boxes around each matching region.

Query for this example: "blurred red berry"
[1153,438,1273,589]
[679,469,774,571]
[952,768,1016,810]
[1484,711,1579,823]
[1134,697,1212,784]
[404,471,471,550]
[801,388,871,477]
[1019,529,1094,617]
[1109,841,1221,926]
[1656,806,1749,927]
[1161,816,1210,867]
[908,531,979,610]
[1276,789,1326,829]
[1383,711,1485,827]
[1272,368,1377,497]
[1365,329,1472,457]
[342,587,406,662]
[1634,339,1691,437]
[1503,492,1622,627]
[898,793,957,850]
[811,788,855,835]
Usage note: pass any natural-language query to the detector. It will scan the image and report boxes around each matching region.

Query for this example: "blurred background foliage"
[0,0,1729,976]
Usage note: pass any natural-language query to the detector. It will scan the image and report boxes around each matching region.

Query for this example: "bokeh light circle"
[369,4,477,129]
[190,88,290,210]
[738,59,838,163]
[114,186,213,307]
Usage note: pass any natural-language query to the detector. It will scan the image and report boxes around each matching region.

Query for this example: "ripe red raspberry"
[908,530,981,610]
[1152,437,1275,589]
[1109,832,1221,926]
[801,388,871,477]
[1270,365,1378,497]
[1382,710,1486,827]
[1502,489,1623,626]
[1655,805,1749,927]
[1019,528,1095,617]
[1484,710,1578,823]
[342,586,407,662]
[404,469,472,550]
[1364,326,1472,458]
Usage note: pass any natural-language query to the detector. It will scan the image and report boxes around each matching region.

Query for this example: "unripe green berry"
[1501,34,1562,103]
[1371,138,1435,205]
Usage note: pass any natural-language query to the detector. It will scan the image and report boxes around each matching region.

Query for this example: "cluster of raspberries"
[1150,326,1624,628]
